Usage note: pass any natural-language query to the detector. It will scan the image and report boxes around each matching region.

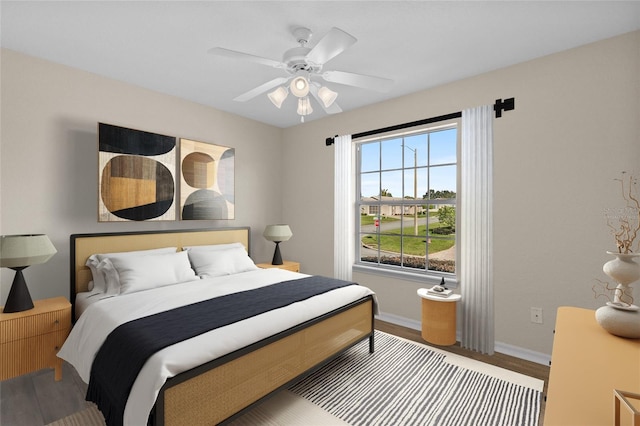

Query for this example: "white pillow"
[107,251,198,295]
[183,242,246,252]
[88,247,177,294]
[86,256,106,293]
[188,245,258,278]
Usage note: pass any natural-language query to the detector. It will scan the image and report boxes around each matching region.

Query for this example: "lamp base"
[271,242,283,265]
[3,267,34,313]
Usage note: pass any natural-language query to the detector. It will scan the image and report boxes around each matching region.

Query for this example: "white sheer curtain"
[460,105,494,354]
[334,134,355,281]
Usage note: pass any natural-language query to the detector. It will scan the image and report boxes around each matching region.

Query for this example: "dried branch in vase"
[606,172,640,254]
[592,278,634,307]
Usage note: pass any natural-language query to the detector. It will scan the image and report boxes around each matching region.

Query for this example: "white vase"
[596,251,640,338]
[602,251,640,308]
[595,306,640,338]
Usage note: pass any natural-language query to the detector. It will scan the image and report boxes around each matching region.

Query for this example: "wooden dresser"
[0,297,71,381]
[544,306,640,425]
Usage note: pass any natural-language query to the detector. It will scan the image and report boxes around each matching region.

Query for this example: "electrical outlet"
[530,307,543,324]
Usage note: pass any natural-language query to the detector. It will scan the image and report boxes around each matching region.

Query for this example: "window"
[356,123,458,278]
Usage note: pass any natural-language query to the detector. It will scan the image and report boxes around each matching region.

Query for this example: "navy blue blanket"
[86,276,356,426]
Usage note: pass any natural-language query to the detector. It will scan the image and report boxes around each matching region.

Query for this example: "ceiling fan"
[209,27,393,122]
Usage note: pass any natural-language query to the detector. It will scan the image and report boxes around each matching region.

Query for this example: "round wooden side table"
[417,288,461,346]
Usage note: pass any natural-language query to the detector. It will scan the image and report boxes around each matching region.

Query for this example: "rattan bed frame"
[69,227,375,425]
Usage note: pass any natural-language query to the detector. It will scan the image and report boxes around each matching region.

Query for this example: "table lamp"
[1,234,57,313]
[263,225,292,265]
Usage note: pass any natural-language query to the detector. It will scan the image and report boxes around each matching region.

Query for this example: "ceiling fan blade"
[309,84,343,114]
[321,70,394,92]
[233,77,289,102]
[306,27,357,65]
[208,47,285,69]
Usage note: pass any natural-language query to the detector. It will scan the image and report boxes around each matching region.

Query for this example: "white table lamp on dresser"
[263,224,292,265]
[1,234,57,313]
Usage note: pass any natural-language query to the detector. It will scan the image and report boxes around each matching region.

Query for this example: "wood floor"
[0,320,550,425]
[0,362,89,425]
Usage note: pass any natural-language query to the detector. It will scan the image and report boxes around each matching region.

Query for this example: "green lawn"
[361,221,454,255]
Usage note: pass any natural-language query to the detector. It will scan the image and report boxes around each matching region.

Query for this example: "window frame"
[354,121,460,285]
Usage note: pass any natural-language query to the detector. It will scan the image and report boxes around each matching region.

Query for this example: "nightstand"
[256,260,300,273]
[417,289,461,346]
[0,296,71,381]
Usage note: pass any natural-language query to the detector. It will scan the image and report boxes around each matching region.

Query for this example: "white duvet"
[58,268,376,426]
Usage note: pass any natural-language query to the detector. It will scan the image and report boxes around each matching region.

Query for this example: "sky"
[359,127,457,199]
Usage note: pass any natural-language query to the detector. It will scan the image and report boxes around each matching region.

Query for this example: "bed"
[61,227,375,426]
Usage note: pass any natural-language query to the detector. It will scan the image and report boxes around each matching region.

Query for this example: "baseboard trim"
[494,341,551,366]
[375,312,551,366]
[376,312,421,331]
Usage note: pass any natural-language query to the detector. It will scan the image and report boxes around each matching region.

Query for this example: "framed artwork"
[180,138,235,220]
[98,123,177,222]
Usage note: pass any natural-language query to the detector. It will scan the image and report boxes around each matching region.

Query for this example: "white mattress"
[74,290,110,318]
[59,269,376,425]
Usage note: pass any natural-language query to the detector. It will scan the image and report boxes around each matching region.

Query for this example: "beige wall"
[0,49,284,303]
[281,30,640,358]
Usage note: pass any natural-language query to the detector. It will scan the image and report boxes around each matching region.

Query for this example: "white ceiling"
[2,1,640,128]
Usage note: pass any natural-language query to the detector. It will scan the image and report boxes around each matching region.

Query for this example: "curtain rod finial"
[325,135,337,146]
[494,97,515,118]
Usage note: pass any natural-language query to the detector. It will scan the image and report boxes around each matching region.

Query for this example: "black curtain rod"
[325,97,515,146]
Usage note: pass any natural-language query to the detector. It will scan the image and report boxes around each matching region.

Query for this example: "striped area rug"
[289,331,543,426]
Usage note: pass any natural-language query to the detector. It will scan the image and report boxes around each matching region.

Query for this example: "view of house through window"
[357,123,458,276]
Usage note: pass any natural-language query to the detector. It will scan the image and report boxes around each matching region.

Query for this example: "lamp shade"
[297,97,313,116]
[0,234,57,268]
[263,225,292,242]
[318,86,338,108]
[290,76,310,97]
[268,86,288,108]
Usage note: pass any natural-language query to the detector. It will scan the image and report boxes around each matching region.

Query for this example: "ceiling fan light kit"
[267,86,288,108]
[210,26,393,123]
[317,86,338,108]
[290,76,310,97]
[296,97,313,122]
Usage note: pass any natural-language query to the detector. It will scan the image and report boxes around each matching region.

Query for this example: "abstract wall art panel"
[98,123,176,221]
[180,138,235,220]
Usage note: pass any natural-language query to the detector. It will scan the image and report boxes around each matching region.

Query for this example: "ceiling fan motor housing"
[283,46,320,73]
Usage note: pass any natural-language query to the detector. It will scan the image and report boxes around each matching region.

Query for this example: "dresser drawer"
[0,297,71,381]
[0,307,71,344]
[0,329,69,380]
